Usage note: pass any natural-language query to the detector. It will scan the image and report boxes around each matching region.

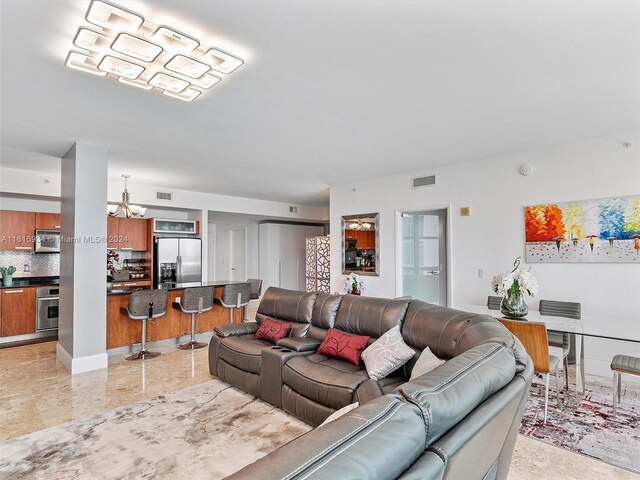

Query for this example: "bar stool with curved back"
[498,318,561,424]
[611,355,640,415]
[247,279,263,300]
[121,290,168,361]
[539,299,581,390]
[174,286,213,350]
[215,283,251,324]
[487,295,502,310]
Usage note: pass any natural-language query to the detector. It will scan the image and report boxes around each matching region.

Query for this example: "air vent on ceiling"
[411,175,436,189]
[289,206,298,214]
[156,191,172,201]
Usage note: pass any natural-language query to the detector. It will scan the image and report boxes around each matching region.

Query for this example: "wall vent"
[156,191,172,201]
[411,175,436,189]
[289,206,298,214]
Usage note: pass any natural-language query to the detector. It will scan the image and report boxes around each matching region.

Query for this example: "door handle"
[428,270,440,275]
[4,289,24,293]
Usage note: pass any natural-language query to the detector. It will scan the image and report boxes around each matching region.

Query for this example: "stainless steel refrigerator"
[154,237,202,287]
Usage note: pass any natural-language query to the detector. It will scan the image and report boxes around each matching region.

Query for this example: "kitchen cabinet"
[107,218,148,251]
[1,288,36,336]
[259,223,325,291]
[345,229,375,249]
[35,213,61,230]
[0,210,35,251]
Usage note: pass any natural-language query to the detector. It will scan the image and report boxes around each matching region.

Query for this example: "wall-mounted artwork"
[524,195,640,263]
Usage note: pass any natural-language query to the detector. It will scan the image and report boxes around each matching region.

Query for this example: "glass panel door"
[401,209,447,305]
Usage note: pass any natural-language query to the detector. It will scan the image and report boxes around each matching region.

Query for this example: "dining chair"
[539,299,581,390]
[487,295,502,310]
[498,318,561,424]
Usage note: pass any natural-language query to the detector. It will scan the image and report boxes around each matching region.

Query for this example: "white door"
[400,210,448,305]
[229,228,246,282]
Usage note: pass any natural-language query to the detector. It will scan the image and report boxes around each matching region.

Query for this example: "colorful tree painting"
[525,205,566,242]
[623,197,640,237]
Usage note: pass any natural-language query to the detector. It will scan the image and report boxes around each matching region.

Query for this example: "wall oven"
[35,230,60,253]
[36,287,59,331]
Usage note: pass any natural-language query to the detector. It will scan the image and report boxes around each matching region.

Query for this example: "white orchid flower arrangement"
[491,256,539,299]
[344,273,364,293]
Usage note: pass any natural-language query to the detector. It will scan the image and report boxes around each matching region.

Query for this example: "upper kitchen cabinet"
[0,210,35,251]
[108,217,148,251]
[35,213,61,230]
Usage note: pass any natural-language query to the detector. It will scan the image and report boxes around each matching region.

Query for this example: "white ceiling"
[1,0,639,206]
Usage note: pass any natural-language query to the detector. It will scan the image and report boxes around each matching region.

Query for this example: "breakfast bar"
[106,281,245,351]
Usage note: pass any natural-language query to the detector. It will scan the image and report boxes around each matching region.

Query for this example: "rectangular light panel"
[98,55,144,79]
[85,0,144,32]
[201,48,244,74]
[118,76,153,90]
[73,28,112,53]
[151,27,199,54]
[190,73,221,89]
[165,54,210,79]
[148,73,189,93]
[163,88,202,102]
[111,33,163,62]
[65,52,107,76]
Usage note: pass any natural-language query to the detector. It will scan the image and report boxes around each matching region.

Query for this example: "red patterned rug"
[519,374,640,474]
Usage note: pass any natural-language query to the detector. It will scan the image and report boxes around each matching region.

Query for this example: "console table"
[455,304,640,394]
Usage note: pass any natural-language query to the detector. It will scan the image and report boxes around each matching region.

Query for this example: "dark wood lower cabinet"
[1,288,36,336]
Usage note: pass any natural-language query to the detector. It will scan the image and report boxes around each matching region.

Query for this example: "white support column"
[57,142,108,374]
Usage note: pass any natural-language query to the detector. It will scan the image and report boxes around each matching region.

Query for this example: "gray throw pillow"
[409,346,445,381]
[362,326,415,381]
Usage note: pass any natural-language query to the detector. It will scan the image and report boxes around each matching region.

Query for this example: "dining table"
[455,304,640,395]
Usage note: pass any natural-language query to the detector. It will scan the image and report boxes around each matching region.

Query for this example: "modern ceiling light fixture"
[108,174,146,218]
[349,219,373,230]
[66,0,244,102]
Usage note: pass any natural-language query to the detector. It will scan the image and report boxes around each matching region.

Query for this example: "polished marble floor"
[0,341,637,479]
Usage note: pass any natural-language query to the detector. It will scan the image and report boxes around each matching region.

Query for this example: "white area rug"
[0,380,311,479]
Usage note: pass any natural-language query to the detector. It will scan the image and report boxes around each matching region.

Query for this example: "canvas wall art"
[524,195,640,263]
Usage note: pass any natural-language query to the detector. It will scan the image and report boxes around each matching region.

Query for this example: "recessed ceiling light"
[148,72,189,93]
[165,54,211,79]
[98,55,144,79]
[65,1,244,102]
[85,0,144,32]
[73,28,112,54]
[65,51,107,76]
[111,33,163,62]
[151,26,199,54]
[118,76,153,90]
[163,88,202,102]
[190,73,221,89]
[201,48,244,74]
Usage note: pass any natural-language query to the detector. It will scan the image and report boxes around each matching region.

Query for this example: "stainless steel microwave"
[35,230,60,253]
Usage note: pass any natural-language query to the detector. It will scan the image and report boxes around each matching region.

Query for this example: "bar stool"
[245,279,263,322]
[121,290,168,361]
[611,354,640,415]
[215,283,251,324]
[173,286,213,350]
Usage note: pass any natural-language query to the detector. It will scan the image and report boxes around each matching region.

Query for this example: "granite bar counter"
[106,281,249,351]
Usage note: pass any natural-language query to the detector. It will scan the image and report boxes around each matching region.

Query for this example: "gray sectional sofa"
[209,287,533,480]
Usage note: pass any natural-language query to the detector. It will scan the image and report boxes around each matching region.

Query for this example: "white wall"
[210,221,260,281]
[330,134,640,378]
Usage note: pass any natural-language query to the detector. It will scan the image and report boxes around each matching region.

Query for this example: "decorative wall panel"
[305,236,330,293]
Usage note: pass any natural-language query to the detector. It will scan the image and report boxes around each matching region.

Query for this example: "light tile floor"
[0,341,637,479]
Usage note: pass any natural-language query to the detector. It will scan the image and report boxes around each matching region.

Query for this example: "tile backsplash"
[0,252,60,278]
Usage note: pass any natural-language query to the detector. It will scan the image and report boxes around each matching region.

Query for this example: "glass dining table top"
[455,304,640,344]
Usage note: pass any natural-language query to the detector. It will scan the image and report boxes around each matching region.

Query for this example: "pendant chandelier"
[349,219,372,230]
[107,174,146,218]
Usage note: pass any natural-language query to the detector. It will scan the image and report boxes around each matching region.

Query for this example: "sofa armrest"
[355,379,384,405]
[214,322,259,338]
[277,337,322,352]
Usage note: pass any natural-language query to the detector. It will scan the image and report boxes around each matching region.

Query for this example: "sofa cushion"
[217,335,274,374]
[362,326,415,380]
[398,342,517,445]
[318,328,370,365]
[255,317,292,342]
[335,294,410,340]
[282,353,370,409]
[308,292,343,340]
[255,287,317,326]
[409,347,445,381]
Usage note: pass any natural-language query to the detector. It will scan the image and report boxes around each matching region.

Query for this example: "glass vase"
[500,292,528,318]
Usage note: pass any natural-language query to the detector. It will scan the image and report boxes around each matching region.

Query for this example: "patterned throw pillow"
[255,317,293,343]
[361,326,415,381]
[409,346,445,381]
[317,328,370,365]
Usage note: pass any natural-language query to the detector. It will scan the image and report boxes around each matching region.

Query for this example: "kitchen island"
[106,281,247,351]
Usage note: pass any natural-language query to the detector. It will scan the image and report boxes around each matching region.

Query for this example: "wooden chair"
[498,318,562,424]
[540,299,581,390]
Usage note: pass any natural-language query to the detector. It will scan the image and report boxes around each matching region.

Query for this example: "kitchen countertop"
[107,280,248,296]
[0,276,59,289]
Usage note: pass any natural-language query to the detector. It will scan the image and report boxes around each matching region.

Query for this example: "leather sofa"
[209,287,533,480]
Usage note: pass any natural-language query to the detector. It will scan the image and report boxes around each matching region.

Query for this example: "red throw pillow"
[255,317,293,343]
[318,328,370,365]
